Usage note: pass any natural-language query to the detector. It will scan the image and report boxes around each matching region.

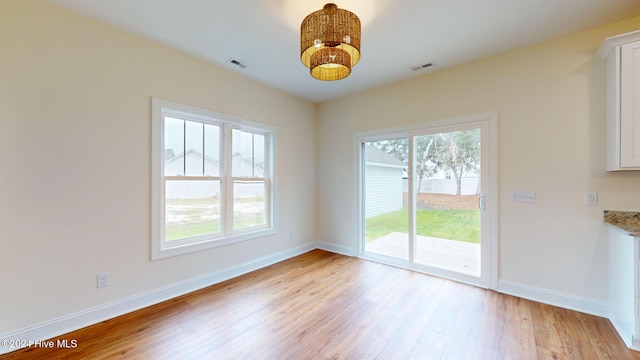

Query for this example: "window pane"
[233,181,265,230]
[164,117,184,176]
[232,129,265,177]
[253,133,265,177]
[363,139,409,260]
[204,124,220,176]
[185,121,204,176]
[414,129,481,276]
[165,180,220,241]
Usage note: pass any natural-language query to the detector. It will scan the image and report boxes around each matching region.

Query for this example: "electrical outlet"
[584,192,598,206]
[97,272,110,288]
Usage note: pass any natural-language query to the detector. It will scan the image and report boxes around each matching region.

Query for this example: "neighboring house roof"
[365,145,406,168]
[165,148,264,174]
[166,148,219,165]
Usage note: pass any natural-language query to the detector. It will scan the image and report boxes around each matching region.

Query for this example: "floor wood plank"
[2,250,638,359]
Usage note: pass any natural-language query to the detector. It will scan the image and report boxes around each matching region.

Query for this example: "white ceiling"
[49,0,640,103]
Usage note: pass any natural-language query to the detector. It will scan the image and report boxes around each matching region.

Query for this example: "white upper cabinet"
[598,31,640,171]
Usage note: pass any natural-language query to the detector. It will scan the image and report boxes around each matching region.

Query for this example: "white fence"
[403,177,479,195]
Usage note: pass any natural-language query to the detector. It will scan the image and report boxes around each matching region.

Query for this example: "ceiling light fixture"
[300,3,361,81]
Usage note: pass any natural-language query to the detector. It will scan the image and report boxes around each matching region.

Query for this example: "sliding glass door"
[360,115,496,288]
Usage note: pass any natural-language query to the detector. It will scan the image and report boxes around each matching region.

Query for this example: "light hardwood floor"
[3,250,639,359]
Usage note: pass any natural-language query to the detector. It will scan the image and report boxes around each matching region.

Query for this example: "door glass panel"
[363,139,409,260]
[414,129,481,276]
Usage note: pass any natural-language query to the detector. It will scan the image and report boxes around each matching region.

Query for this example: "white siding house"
[164,149,264,199]
[165,149,220,176]
[365,146,406,218]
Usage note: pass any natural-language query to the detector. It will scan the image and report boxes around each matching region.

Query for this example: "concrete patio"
[366,232,480,276]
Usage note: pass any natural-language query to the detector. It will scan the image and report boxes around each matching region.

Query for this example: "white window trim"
[151,98,276,260]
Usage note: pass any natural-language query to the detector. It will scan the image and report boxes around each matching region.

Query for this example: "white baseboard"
[314,241,356,257]
[497,280,608,318]
[609,316,640,352]
[0,243,316,355]
[609,317,633,347]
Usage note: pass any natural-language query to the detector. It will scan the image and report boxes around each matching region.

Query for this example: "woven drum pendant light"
[300,3,361,81]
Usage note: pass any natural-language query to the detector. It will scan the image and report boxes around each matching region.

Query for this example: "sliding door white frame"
[354,112,498,290]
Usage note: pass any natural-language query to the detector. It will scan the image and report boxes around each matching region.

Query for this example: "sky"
[164,116,265,167]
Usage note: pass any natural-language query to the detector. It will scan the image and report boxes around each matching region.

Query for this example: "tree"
[435,130,480,195]
[372,138,408,161]
[415,135,438,193]
[370,129,480,196]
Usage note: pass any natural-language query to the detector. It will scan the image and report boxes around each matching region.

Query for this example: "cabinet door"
[609,229,636,347]
[620,42,640,168]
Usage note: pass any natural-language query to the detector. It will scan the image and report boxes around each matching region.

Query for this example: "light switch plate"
[511,191,536,203]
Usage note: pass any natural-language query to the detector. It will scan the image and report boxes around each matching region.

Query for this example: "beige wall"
[0,1,316,334]
[4,0,640,339]
[317,17,640,301]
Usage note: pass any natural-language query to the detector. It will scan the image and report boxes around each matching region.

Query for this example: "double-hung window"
[152,98,275,259]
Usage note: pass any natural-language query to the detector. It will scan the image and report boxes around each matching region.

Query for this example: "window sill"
[151,227,277,260]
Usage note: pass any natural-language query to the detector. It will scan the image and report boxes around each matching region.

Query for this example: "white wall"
[316,17,640,305]
[0,1,316,336]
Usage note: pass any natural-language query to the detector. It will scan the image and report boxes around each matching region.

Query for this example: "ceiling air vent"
[411,62,434,72]
[227,58,247,69]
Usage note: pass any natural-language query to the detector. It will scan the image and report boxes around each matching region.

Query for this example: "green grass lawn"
[165,195,265,241]
[366,208,480,243]
[165,214,265,241]
[166,222,220,241]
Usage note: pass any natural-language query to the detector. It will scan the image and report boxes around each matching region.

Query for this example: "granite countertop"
[604,210,640,236]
